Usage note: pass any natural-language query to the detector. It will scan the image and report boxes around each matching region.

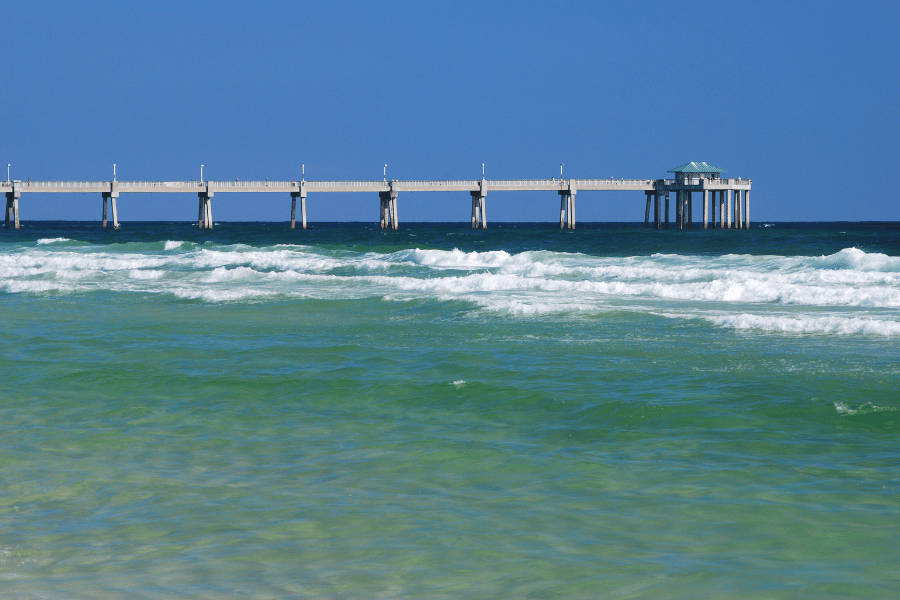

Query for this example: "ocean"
[1,221,898,599]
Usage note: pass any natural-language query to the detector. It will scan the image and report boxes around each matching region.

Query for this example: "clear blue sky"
[4,0,898,222]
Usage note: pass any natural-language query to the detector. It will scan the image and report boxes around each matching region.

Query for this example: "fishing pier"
[2,162,750,230]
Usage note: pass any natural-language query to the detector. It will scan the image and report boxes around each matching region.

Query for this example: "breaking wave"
[2,242,898,335]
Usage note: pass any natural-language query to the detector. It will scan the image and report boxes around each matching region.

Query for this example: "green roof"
[668,161,727,174]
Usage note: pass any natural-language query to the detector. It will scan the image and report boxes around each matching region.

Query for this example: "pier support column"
[735,190,742,230]
[471,191,479,228]
[726,189,732,229]
[391,191,399,230]
[5,191,20,229]
[558,189,575,229]
[687,191,693,229]
[653,191,662,229]
[103,191,120,229]
[744,190,750,229]
[719,191,725,229]
[654,192,661,229]
[569,190,575,229]
[559,192,566,229]
[665,193,670,229]
[675,190,683,229]
[291,188,308,229]
[703,190,709,229]
[379,191,398,230]
[644,192,652,228]
[470,191,487,229]
[198,192,213,229]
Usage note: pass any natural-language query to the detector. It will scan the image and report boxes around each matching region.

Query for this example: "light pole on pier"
[7,164,9,183]
[482,163,485,177]
[560,163,564,178]
[302,164,305,182]
[384,164,387,182]
[113,164,116,182]
[201,165,204,182]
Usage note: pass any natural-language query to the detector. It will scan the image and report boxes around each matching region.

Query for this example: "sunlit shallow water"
[1,222,899,598]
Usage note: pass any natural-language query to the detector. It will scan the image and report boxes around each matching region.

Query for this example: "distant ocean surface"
[2,221,899,599]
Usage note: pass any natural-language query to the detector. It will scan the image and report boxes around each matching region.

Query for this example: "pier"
[2,162,751,230]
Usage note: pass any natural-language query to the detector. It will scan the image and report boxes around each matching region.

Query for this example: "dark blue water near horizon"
[7,219,900,254]
[1,221,898,598]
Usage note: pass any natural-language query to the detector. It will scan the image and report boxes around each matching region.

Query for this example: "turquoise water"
[2,222,899,598]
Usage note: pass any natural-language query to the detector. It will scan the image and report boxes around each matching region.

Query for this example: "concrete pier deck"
[2,175,752,230]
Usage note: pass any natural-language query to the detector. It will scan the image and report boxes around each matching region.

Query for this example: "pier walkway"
[2,165,752,231]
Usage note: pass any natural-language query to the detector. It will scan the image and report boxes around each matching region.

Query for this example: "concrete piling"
[703,189,709,229]
[644,191,651,228]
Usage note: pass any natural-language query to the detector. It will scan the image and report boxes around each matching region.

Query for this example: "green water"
[1,222,898,598]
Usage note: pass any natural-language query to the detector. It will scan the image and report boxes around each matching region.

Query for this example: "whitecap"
[706,313,900,336]
[834,401,897,415]
[129,269,164,280]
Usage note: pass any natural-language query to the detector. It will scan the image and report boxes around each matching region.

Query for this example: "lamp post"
[482,163,485,178]
[302,164,305,182]
[384,164,387,182]
[560,163,564,178]
[201,165,204,182]
[113,164,116,182]
[7,164,9,183]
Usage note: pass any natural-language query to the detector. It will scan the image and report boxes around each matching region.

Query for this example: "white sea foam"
[169,287,278,302]
[36,237,71,245]
[129,269,164,280]
[3,243,900,331]
[707,313,900,336]
[834,401,897,415]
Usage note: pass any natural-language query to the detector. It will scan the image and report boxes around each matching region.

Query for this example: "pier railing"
[214,181,295,188]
